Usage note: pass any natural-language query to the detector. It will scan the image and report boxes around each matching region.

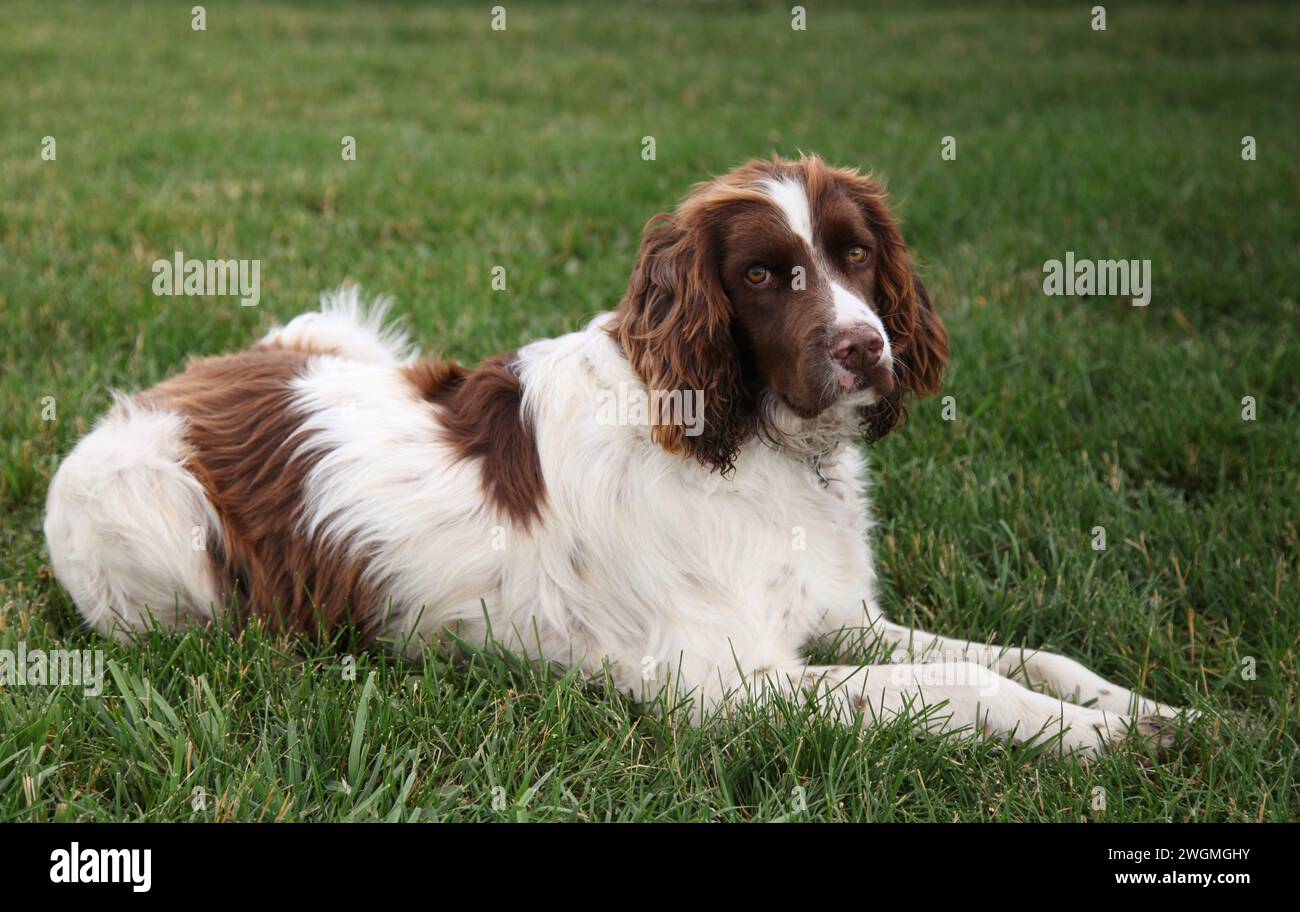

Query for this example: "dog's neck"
[756,391,866,469]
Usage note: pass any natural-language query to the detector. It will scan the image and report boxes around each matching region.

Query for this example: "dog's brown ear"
[608,213,751,475]
[903,272,948,398]
[840,171,948,440]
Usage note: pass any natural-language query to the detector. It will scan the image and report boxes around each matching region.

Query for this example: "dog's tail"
[257,284,417,364]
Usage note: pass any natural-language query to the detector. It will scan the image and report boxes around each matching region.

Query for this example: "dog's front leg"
[758,662,1162,757]
[868,619,1188,721]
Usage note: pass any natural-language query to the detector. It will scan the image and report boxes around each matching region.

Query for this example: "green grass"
[2,0,1297,822]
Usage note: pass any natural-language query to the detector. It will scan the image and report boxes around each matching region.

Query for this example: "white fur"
[829,279,891,354]
[259,285,415,364]
[290,353,502,647]
[46,299,1187,756]
[760,177,814,245]
[44,398,223,640]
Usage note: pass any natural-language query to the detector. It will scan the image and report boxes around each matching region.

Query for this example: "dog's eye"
[847,245,869,265]
[745,265,772,287]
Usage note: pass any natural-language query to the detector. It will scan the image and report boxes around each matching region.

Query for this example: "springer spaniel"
[45,155,1187,756]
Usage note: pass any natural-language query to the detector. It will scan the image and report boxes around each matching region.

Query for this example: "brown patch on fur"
[400,359,468,399]
[402,354,547,527]
[141,349,383,641]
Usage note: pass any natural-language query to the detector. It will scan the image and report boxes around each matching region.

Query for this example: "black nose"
[831,325,884,375]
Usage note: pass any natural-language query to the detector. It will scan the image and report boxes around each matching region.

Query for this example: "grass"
[1,0,1297,822]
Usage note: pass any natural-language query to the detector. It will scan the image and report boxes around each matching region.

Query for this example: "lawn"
[1,0,1296,822]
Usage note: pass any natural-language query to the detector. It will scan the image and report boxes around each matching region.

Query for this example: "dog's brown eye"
[847,245,868,265]
[745,265,772,286]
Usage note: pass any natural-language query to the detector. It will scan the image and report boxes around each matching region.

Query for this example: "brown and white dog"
[45,155,1187,755]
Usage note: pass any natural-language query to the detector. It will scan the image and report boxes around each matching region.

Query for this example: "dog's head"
[610,154,948,473]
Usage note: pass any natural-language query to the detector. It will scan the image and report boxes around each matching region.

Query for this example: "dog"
[45,154,1187,756]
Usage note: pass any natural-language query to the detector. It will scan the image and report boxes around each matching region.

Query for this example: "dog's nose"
[830,325,885,375]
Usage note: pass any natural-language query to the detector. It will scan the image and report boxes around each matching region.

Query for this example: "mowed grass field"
[1,0,1297,822]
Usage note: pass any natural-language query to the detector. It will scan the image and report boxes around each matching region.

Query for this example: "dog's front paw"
[1064,711,1190,759]
[1130,714,1184,752]
[1049,710,1128,759]
[1137,697,1196,721]
[1096,712,1196,759]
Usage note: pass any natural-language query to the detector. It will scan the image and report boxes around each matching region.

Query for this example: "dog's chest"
[679,447,876,642]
